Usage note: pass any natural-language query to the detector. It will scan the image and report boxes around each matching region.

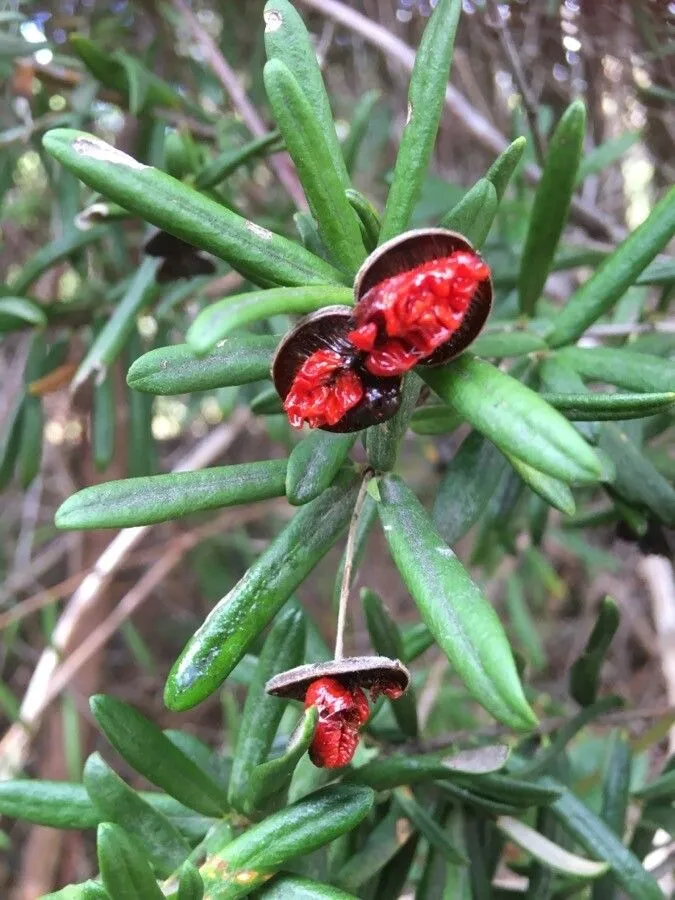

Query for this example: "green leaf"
[506,575,546,671]
[345,747,508,792]
[472,330,548,359]
[127,334,277,395]
[435,781,521,817]
[410,404,463,435]
[547,185,675,347]
[263,0,349,188]
[380,0,463,241]
[570,597,620,707]
[8,225,108,296]
[439,178,498,248]
[542,391,675,421]
[286,431,356,505]
[97,822,163,900]
[228,606,306,813]
[195,131,283,190]
[600,423,675,524]
[401,622,435,662]
[554,346,675,393]
[251,385,284,415]
[176,863,204,900]
[366,372,422,472]
[264,59,365,274]
[42,129,343,288]
[633,768,675,802]
[92,375,115,472]
[345,188,381,252]
[0,780,100,829]
[55,460,287,529]
[547,779,663,900]
[485,136,527,201]
[90,695,229,817]
[0,393,25,491]
[378,476,535,729]
[257,874,357,899]
[422,356,604,484]
[337,805,413,891]
[453,772,562,808]
[342,90,381,175]
[362,589,418,737]
[72,257,159,392]
[249,707,318,809]
[0,296,48,330]
[496,815,608,878]
[114,51,151,115]
[165,474,359,711]
[43,881,110,900]
[18,336,45,488]
[187,285,353,355]
[394,789,466,865]
[593,732,632,900]
[505,454,576,516]
[576,131,642,184]
[83,753,189,877]
[519,100,586,316]
[199,785,374,899]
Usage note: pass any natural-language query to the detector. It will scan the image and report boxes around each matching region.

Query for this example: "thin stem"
[334,471,373,660]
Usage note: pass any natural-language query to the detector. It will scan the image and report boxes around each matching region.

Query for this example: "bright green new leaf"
[554,346,675,393]
[199,785,374,899]
[519,100,586,316]
[55,460,287,529]
[228,606,306,813]
[165,475,359,711]
[127,334,278,395]
[249,707,318,809]
[90,694,230,817]
[345,188,381,252]
[83,753,189,877]
[496,816,608,878]
[264,59,366,274]
[547,185,675,347]
[439,178,498,248]
[97,822,164,900]
[378,475,536,730]
[422,356,604,484]
[570,596,620,707]
[380,0,462,241]
[42,130,343,287]
[286,431,356,505]
[485,136,527,200]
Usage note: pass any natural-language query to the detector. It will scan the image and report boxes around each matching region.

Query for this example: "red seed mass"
[305,676,370,769]
[348,250,490,376]
[282,348,364,429]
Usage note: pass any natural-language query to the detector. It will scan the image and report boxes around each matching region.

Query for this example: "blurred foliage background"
[0,0,675,896]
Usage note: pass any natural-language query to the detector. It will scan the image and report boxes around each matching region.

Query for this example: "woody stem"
[334,470,373,661]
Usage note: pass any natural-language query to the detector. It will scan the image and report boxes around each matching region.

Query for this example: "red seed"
[282,349,364,430]
[305,677,370,769]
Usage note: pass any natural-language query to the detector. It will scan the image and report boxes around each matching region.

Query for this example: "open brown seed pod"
[144,230,216,283]
[265,655,410,701]
[352,227,493,368]
[271,306,403,433]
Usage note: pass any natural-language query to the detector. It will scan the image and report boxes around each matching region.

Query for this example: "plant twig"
[171,0,307,211]
[334,471,373,660]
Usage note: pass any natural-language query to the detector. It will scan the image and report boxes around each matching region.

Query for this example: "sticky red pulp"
[283,349,363,429]
[305,676,370,769]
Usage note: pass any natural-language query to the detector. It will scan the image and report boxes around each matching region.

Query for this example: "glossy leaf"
[435,781,521,817]
[380,0,462,241]
[346,188,381,252]
[570,596,620,707]
[83,753,189,877]
[554,346,675,393]
[199,785,374,899]
[519,100,586,316]
[249,707,318,809]
[263,0,349,187]
[0,296,48,330]
[496,815,608,878]
[97,822,163,900]
[165,474,359,711]
[472,330,548,359]
[257,875,357,899]
[264,59,365,274]
[439,178,498,248]
[42,129,343,288]
[362,588,418,737]
[127,334,278,395]
[548,185,675,347]
[422,356,604,484]
[378,475,536,730]
[454,772,562,808]
[366,372,422,472]
[506,454,576,516]
[55,460,287,529]
[394,788,466,864]
[542,391,675,421]
[228,606,306,813]
[286,431,356,505]
[90,694,229,817]
[485,136,527,201]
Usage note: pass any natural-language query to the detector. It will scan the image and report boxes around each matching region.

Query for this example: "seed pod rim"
[265,654,410,700]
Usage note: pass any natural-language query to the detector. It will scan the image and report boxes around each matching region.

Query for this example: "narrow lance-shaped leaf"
[366,372,422,472]
[554,346,675,394]
[257,874,358,899]
[342,89,381,175]
[286,431,356,506]
[496,816,608,879]
[471,329,547,359]
[127,334,278,396]
[249,707,318,809]
[176,863,204,900]
[378,475,536,730]
[83,753,189,877]
[485,136,527,201]
[0,296,48,330]
[336,804,413,892]
[519,100,586,316]
[90,694,230,817]
[548,185,675,347]
[228,606,306,813]
[97,822,164,900]
[92,375,115,472]
[264,59,366,275]
[440,178,498,248]
[9,225,109,295]
[42,130,343,288]
[393,789,466,865]
[0,393,25,491]
[186,286,352,355]
[505,453,576,517]
[199,785,374,900]
[592,731,632,900]
[570,596,620,707]
[55,460,288,530]
[345,188,381,252]
[576,131,642,185]
[195,130,283,190]
[380,0,463,241]
[165,474,360,711]
[251,385,284,415]
[18,336,45,488]
[506,574,546,671]
[542,391,675,421]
